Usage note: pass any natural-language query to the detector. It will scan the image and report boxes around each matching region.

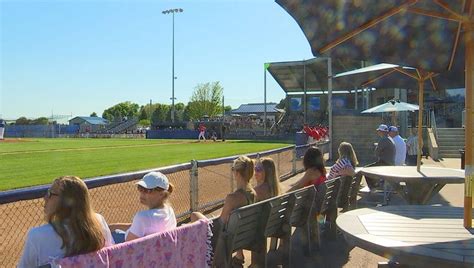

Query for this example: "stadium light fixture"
[162,8,183,123]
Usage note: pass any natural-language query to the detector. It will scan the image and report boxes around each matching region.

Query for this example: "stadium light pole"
[162,8,183,123]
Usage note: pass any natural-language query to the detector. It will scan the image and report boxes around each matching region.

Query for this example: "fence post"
[190,160,199,212]
[230,163,235,192]
[292,146,297,175]
[277,152,281,176]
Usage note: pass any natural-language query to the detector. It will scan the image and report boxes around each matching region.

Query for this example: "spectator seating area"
[49,174,360,268]
[213,174,360,267]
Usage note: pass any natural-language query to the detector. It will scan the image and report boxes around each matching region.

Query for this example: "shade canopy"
[266,57,365,93]
[335,63,465,91]
[275,0,473,227]
[276,0,465,73]
[362,100,419,113]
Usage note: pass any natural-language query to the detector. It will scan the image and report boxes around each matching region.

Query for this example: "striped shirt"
[327,158,353,180]
[406,136,418,156]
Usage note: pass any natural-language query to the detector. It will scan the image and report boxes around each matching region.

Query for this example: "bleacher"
[105,118,138,134]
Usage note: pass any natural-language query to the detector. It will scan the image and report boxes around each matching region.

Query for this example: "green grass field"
[0,138,291,191]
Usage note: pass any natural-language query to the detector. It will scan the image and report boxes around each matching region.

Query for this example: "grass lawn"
[0,138,291,191]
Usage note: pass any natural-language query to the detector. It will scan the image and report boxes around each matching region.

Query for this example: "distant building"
[69,116,108,133]
[230,103,282,121]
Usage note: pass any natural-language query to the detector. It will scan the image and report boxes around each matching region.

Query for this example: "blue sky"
[0,0,314,119]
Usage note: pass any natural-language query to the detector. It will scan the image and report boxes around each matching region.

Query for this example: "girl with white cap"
[109,171,177,243]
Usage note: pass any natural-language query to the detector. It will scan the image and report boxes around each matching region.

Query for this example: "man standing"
[220,124,226,142]
[374,124,396,166]
[198,123,206,141]
[388,126,406,166]
[0,119,5,140]
[406,129,418,166]
[365,124,396,189]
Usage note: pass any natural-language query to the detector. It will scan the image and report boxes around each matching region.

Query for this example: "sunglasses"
[45,188,59,199]
[137,185,162,194]
[254,165,264,172]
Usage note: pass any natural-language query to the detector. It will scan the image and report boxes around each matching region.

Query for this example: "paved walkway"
[239,157,464,267]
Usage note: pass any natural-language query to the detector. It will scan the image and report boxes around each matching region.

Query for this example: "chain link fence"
[0,141,328,267]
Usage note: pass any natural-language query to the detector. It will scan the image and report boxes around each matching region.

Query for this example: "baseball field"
[0,138,291,191]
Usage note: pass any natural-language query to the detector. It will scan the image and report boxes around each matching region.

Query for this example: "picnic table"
[337,205,474,268]
[358,166,464,204]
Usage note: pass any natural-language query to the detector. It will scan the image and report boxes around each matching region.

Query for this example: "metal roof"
[266,57,366,94]
[70,116,108,125]
[231,103,279,114]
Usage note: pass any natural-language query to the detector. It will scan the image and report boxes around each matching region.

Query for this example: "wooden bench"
[336,175,354,210]
[213,201,267,268]
[289,185,317,256]
[347,173,362,211]
[261,186,317,267]
[315,177,341,244]
[213,185,317,268]
[213,175,357,267]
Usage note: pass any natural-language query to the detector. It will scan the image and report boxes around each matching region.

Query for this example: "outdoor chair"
[213,200,267,268]
[347,173,363,211]
[259,193,295,268]
[289,185,317,255]
[316,177,341,244]
[336,175,354,211]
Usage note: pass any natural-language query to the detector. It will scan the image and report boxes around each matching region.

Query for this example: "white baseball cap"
[136,171,169,191]
[376,124,389,132]
[389,126,398,132]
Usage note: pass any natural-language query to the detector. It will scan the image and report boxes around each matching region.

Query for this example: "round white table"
[359,166,464,204]
[337,205,474,268]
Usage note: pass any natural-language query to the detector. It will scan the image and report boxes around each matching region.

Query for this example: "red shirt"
[304,174,327,187]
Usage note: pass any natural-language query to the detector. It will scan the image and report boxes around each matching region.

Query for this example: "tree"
[90,112,98,117]
[138,109,148,121]
[187,82,223,120]
[224,105,232,113]
[31,117,49,125]
[138,119,151,127]
[151,104,170,126]
[102,101,139,121]
[15,117,30,125]
[167,102,185,122]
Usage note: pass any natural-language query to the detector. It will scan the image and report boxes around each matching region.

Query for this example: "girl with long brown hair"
[288,146,327,191]
[254,157,281,201]
[18,176,114,267]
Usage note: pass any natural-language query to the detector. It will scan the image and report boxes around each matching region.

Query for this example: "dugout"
[265,57,365,158]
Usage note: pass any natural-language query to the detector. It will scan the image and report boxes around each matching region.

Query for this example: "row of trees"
[14,117,50,125]
[100,82,232,126]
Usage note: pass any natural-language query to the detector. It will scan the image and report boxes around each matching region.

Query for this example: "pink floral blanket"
[53,219,212,268]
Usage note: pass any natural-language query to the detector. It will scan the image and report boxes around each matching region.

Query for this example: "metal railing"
[0,141,328,267]
[430,110,438,140]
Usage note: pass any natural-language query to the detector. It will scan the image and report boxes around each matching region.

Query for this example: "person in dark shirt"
[365,124,395,189]
[220,124,226,142]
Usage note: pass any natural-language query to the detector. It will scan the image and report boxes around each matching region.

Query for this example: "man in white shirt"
[406,128,419,166]
[388,126,406,166]
[0,119,5,140]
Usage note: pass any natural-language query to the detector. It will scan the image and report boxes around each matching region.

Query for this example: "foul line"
[0,140,197,156]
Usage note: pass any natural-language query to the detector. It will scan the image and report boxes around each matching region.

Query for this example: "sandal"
[231,256,244,268]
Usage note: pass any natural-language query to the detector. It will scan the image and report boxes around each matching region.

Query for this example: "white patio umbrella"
[361,100,419,114]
